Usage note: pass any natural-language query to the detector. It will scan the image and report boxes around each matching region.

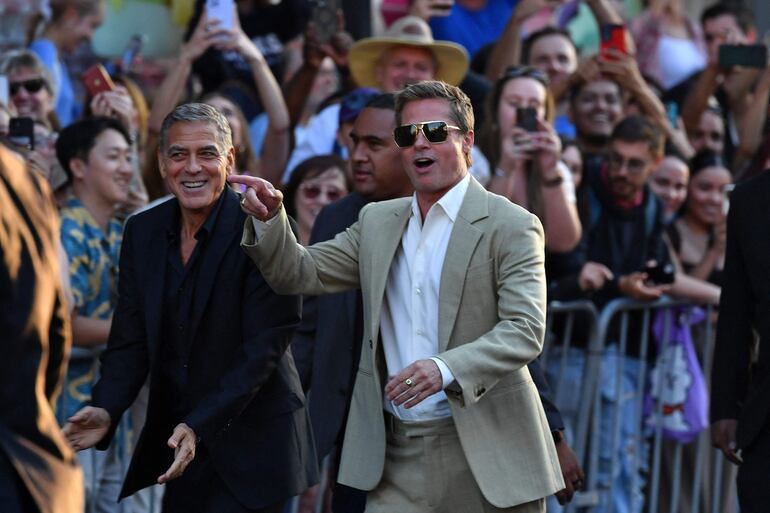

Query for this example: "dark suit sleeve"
[711,188,754,422]
[183,264,301,443]
[289,203,342,391]
[92,217,151,444]
[528,358,564,432]
[291,295,316,392]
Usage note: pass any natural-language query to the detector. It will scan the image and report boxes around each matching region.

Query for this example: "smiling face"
[649,157,689,218]
[571,79,623,141]
[686,166,731,226]
[71,128,133,206]
[399,98,473,204]
[8,66,53,122]
[350,106,413,200]
[528,34,577,87]
[375,46,436,93]
[159,121,234,215]
[293,166,348,236]
[497,77,547,142]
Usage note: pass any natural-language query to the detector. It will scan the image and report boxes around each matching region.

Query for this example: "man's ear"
[226,146,236,175]
[462,129,475,156]
[157,150,167,179]
[69,157,87,181]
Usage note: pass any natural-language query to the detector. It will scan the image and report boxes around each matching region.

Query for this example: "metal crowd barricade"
[544,297,739,513]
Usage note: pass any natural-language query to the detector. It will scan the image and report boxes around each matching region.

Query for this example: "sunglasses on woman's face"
[393,121,462,148]
[300,183,344,201]
[10,78,46,96]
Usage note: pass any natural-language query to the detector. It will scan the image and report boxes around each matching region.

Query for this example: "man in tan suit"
[231,81,563,513]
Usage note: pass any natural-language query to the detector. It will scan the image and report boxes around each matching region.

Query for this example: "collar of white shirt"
[409,173,471,226]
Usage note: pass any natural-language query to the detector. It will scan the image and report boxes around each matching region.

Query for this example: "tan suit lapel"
[438,179,489,351]
[368,199,411,349]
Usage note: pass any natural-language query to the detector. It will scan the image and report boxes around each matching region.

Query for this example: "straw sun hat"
[348,16,469,89]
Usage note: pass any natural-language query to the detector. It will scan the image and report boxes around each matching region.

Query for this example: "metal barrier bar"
[544,297,736,513]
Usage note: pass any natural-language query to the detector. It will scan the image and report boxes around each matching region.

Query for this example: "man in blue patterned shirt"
[56,116,134,512]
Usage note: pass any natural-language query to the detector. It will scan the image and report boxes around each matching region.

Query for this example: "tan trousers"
[365,415,545,513]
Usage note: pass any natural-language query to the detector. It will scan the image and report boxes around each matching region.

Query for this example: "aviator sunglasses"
[10,78,46,96]
[393,121,461,148]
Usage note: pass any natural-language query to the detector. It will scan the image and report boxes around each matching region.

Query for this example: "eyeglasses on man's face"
[393,121,462,148]
[608,151,649,175]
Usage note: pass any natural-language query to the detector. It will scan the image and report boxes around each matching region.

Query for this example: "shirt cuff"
[250,213,278,239]
[430,357,456,389]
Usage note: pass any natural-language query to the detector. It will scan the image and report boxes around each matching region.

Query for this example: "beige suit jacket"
[242,178,564,508]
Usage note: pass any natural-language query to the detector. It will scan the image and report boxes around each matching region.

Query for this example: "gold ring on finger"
[405,378,413,387]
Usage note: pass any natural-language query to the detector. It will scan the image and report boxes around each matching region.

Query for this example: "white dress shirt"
[380,174,470,421]
[252,175,471,421]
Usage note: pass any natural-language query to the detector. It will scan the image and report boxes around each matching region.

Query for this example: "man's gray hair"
[159,103,233,153]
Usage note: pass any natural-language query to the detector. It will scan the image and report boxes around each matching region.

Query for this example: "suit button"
[369,340,373,349]
[476,387,486,397]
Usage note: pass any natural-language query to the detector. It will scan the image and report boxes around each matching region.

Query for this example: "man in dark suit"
[62,103,318,512]
[711,170,770,513]
[0,145,84,513]
[293,93,583,512]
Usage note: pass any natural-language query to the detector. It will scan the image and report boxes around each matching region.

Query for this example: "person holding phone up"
[483,66,581,253]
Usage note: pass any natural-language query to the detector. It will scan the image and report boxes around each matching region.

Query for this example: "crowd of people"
[2,0,769,513]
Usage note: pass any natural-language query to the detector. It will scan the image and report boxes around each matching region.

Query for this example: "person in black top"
[62,103,317,513]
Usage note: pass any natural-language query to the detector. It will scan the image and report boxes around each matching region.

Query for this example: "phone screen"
[206,0,234,30]
[516,107,538,132]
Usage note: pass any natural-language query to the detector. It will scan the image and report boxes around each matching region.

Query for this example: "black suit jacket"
[91,188,318,509]
[0,147,83,513]
[712,171,770,450]
[293,193,564,463]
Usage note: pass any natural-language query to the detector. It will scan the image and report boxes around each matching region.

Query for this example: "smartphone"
[516,107,538,132]
[8,117,35,151]
[600,24,627,56]
[666,102,679,127]
[81,64,115,97]
[0,75,7,108]
[206,0,234,30]
[643,262,675,285]
[120,34,144,73]
[718,44,768,69]
[311,0,338,45]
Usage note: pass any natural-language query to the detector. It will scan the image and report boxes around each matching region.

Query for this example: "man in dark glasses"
[234,80,562,513]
